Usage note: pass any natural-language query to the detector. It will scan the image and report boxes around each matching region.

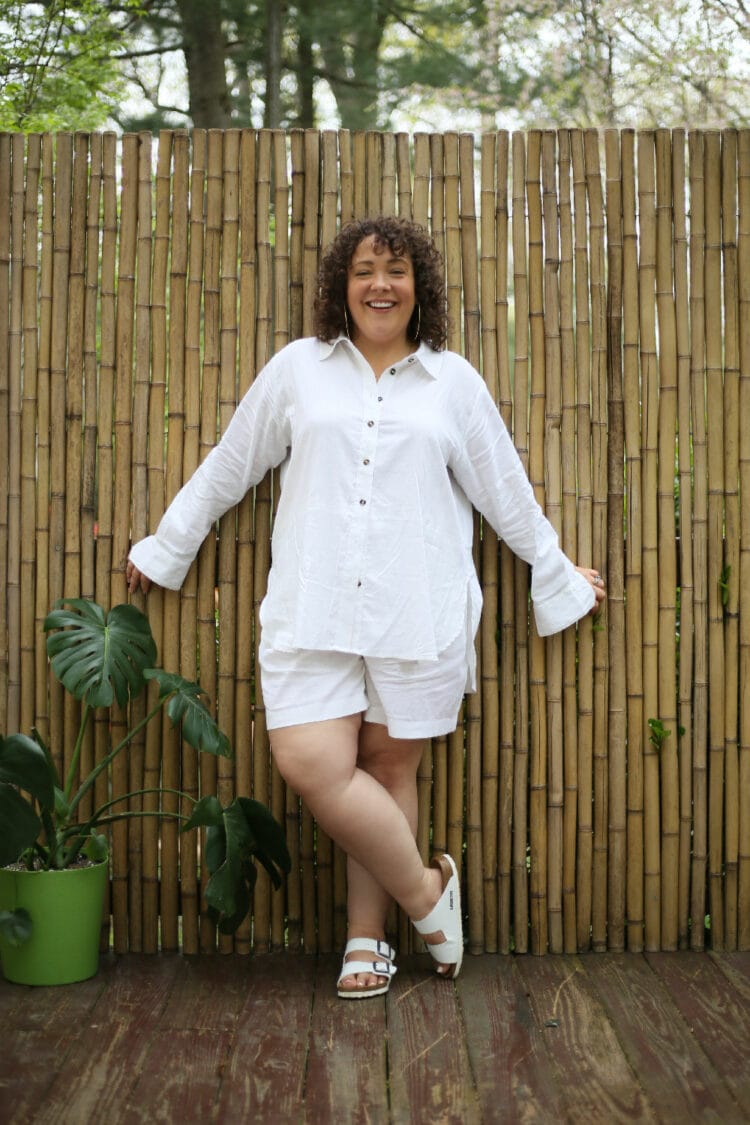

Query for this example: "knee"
[357,731,424,792]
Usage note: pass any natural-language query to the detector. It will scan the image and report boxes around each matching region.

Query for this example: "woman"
[127,216,605,998]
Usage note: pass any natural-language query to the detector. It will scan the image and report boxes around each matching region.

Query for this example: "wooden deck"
[1,950,749,1123]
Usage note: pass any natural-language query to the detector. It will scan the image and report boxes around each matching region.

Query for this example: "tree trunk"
[316,3,387,129]
[264,0,283,127]
[175,0,232,128]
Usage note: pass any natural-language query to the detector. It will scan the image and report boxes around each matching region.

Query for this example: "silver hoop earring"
[413,304,421,341]
[344,305,352,339]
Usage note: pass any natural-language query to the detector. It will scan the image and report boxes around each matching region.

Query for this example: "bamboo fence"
[1,127,748,956]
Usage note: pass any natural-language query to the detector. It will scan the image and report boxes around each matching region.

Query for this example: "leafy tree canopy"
[0,0,142,132]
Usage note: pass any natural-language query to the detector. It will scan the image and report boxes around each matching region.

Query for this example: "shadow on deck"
[2,950,750,1123]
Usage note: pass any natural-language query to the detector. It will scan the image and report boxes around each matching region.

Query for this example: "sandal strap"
[412,855,459,938]
[342,937,395,962]
[337,959,397,984]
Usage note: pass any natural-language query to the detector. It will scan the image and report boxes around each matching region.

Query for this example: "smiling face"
[346,235,416,355]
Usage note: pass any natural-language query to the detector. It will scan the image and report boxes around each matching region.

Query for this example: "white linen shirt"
[129,337,595,671]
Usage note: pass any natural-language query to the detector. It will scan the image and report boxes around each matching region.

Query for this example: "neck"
[353,336,416,376]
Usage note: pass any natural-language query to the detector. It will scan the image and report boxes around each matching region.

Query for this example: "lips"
[366,300,396,309]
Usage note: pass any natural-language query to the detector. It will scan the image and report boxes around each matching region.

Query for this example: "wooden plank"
[387,954,481,1124]
[304,953,389,1123]
[456,954,565,1122]
[21,954,181,1125]
[212,953,314,1121]
[0,958,112,1125]
[584,952,741,1122]
[155,951,252,1030]
[648,951,750,1119]
[515,954,658,1122]
[119,1027,234,1122]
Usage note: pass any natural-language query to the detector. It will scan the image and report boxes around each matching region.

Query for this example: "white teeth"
[368,301,394,308]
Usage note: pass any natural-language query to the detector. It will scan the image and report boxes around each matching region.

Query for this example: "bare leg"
[342,724,425,992]
[269,715,443,927]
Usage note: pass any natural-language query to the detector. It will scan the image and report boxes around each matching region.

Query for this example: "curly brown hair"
[313,216,447,351]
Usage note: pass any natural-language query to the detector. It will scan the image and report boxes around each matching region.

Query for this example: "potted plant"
[0,598,290,985]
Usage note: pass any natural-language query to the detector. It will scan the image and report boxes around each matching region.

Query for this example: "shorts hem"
[266,693,366,731]
[380,715,461,739]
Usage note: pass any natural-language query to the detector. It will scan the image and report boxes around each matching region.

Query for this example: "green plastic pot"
[0,861,108,985]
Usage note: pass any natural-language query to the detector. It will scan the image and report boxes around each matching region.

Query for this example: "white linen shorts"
[259,631,469,740]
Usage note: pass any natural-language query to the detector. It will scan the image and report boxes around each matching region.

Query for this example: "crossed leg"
[269,714,446,990]
[341,722,425,992]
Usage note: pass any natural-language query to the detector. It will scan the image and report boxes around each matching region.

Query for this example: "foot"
[337,937,397,999]
[412,854,463,979]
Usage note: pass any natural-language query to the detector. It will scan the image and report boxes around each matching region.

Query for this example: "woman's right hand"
[126,560,152,595]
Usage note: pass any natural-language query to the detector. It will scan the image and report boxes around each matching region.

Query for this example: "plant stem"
[66,699,167,818]
[63,703,92,801]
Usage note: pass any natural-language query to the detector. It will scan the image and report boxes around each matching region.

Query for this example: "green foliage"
[647,717,686,752]
[0,599,289,946]
[0,1,140,132]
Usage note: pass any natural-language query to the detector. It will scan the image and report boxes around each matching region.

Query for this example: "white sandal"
[412,853,463,979]
[336,937,397,999]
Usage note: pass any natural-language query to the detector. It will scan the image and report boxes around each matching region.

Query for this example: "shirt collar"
[317,336,443,379]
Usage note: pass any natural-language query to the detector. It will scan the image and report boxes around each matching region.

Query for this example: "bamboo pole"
[289,131,317,952]
[479,133,500,954]
[49,134,73,788]
[0,133,10,736]
[126,131,154,952]
[93,134,117,947]
[673,130,694,950]
[271,128,292,953]
[655,129,679,951]
[638,131,661,951]
[495,132,516,956]
[526,130,549,955]
[20,136,41,740]
[605,129,626,952]
[688,130,709,951]
[412,134,430,227]
[571,129,594,951]
[622,129,645,953]
[584,129,609,952]
[541,130,564,954]
[7,135,25,738]
[82,134,102,610]
[738,128,750,951]
[216,129,241,951]
[251,128,275,945]
[235,128,261,950]
[140,130,176,954]
[721,130,740,949]
[557,130,579,955]
[460,131,483,953]
[705,130,726,949]
[511,130,530,953]
[396,133,412,219]
[110,133,138,952]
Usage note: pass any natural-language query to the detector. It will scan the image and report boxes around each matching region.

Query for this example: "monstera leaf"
[44,599,158,709]
[143,670,232,757]
[183,795,291,933]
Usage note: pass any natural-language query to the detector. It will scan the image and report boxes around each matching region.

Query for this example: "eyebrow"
[350,254,410,267]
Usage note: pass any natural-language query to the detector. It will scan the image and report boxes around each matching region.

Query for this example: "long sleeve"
[449,380,595,636]
[129,358,291,589]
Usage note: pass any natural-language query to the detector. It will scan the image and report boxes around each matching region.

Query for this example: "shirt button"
[377,396,383,402]
[363,458,370,465]
[359,499,366,505]
[389,367,396,375]
[367,419,374,427]
[357,580,362,587]
[407,356,415,363]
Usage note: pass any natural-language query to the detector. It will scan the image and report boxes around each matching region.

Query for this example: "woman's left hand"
[576,566,606,615]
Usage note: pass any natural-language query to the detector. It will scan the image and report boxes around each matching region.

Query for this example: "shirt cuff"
[128,535,193,591]
[531,568,596,636]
